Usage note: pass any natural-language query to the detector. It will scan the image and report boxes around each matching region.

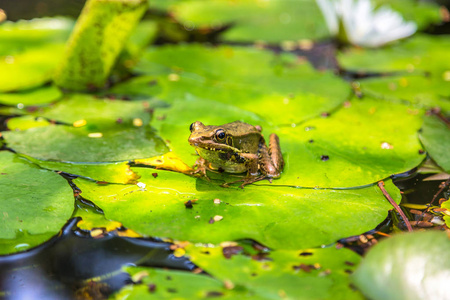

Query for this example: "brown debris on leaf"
[222,246,243,259]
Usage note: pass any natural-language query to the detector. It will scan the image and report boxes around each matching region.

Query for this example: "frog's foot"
[191,157,211,181]
[221,175,266,189]
[192,166,211,181]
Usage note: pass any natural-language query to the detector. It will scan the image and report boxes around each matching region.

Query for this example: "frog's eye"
[189,123,195,132]
[215,129,226,142]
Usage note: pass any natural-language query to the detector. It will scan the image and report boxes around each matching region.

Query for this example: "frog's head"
[188,121,236,153]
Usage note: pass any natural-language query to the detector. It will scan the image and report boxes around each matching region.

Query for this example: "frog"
[188,121,284,188]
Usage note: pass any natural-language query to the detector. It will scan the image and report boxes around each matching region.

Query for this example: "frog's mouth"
[189,138,237,153]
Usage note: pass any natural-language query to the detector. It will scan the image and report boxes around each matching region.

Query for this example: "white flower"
[316,0,417,47]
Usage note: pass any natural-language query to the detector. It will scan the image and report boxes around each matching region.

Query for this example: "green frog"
[188,121,284,188]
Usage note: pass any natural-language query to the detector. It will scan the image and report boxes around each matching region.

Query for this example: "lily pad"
[338,34,450,75]
[0,18,74,92]
[119,44,350,125]
[31,94,155,127]
[114,266,243,299]
[419,114,450,172]
[357,75,450,111]
[6,115,52,131]
[74,167,400,249]
[170,0,329,43]
[0,151,74,254]
[186,244,362,299]
[352,231,450,300]
[0,85,62,106]
[2,124,168,163]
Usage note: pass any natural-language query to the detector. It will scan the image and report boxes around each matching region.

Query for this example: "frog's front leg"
[259,134,284,178]
[192,157,211,181]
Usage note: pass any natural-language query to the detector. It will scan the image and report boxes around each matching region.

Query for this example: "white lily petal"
[315,0,417,47]
[316,0,339,34]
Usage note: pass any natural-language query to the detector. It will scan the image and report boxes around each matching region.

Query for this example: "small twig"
[416,177,450,225]
[377,181,413,232]
[429,178,450,207]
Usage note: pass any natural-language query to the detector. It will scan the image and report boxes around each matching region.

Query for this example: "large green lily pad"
[0,151,74,254]
[186,244,362,299]
[419,114,450,172]
[2,94,169,163]
[121,44,350,125]
[352,231,450,300]
[0,18,74,92]
[74,167,400,249]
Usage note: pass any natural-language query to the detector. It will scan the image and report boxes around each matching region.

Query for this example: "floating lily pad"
[2,124,168,163]
[32,94,154,127]
[170,0,329,43]
[0,85,62,106]
[150,95,424,188]
[419,114,450,172]
[352,231,450,300]
[119,44,350,125]
[74,167,400,249]
[186,244,362,299]
[338,34,450,75]
[6,115,52,131]
[114,266,243,299]
[358,75,450,111]
[0,151,74,254]
[0,18,74,92]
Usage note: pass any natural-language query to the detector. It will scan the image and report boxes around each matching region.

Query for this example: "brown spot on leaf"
[206,291,224,297]
[222,246,243,259]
